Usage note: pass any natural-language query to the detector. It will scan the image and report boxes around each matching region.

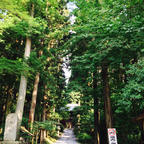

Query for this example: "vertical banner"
[108,128,118,144]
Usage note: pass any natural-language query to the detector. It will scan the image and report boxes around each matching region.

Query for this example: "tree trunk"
[5,89,12,116]
[15,38,31,136]
[94,95,100,144]
[93,71,100,144]
[101,64,112,129]
[40,85,47,144]
[0,104,4,124]
[43,104,47,139]
[15,4,34,137]
[29,72,40,144]
[29,72,40,131]
[40,104,46,144]
[140,121,144,144]
[29,49,43,132]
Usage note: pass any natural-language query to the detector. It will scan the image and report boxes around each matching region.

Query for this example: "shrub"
[77,132,92,143]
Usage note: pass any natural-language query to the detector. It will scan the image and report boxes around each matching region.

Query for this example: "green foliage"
[21,117,59,141]
[0,0,69,143]
[77,133,92,143]
[1,0,144,143]
[72,106,94,143]
[35,121,57,132]
[64,0,144,143]
[117,60,144,114]
[58,110,70,121]
[0,57,33,76]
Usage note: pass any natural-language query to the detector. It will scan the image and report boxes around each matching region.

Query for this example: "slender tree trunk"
[3,86,12,119]
[29,73,40,131]
[40,104,46,144]
[1,103,6,126]
[93,71,100,144]
[94,96,100,144]
[43,104,47,139]
[40,85,47,144]
[29,48,43,133]
[29,72,40,144]
[5,90,12,116]
[101,64,112,129]
[140,121,144,144]
[0,104,4,124]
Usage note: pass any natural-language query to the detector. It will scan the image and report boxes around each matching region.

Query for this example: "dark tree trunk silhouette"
[102,63,112,129]
[93,69,101,144]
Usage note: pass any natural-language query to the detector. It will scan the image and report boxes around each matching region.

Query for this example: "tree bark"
[40,104,47,144]
[94,94,100,144]
[15,3,34,137]
[40,85,48,144]
[5,89,12,116]
[93,71,100,144]
[29,73,40,131]
[29,48,43,133]
[15,38,31,136]
[101,63,112,129]
[140,121,144,144]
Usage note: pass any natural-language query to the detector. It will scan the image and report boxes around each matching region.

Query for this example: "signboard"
[108,128,118,144]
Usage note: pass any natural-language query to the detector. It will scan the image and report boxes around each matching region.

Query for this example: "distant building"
[66,103,80,111]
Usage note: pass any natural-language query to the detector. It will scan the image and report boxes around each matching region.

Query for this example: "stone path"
[54,128,79,144]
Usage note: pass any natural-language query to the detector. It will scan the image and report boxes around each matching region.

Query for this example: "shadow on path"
[54,128,79,144]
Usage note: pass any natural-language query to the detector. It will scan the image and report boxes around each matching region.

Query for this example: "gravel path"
[54,128,79,144]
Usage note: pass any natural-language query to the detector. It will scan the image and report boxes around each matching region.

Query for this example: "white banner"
[108,128,118,144]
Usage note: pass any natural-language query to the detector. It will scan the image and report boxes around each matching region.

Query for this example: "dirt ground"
[53,128,79,144]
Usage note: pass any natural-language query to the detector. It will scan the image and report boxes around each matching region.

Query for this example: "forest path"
[53,128,79,144]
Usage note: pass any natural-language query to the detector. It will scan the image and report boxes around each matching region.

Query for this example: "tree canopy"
[0,0,144,144]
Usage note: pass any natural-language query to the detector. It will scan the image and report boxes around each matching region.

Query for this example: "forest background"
[0,0,144,144]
